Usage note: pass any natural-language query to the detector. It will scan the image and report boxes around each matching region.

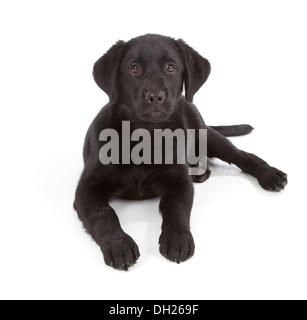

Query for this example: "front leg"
[207,127,288,191]
[159,173,195,263]
[74,165,140,270]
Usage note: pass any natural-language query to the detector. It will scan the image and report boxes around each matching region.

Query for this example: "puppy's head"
[93,34,211,123]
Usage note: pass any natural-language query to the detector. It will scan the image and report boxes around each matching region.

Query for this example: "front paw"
[258,167,288,192]
[159,230,195,263]
[100,232,140,270]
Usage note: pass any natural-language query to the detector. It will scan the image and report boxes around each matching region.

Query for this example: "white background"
[0,0,306,300]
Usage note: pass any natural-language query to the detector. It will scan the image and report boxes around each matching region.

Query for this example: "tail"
[210,124,254,137]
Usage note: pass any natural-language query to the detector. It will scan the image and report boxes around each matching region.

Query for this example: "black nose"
[145,90,166,104]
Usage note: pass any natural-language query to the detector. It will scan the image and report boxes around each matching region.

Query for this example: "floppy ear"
[93,40,126,102]
[176,39,211,103]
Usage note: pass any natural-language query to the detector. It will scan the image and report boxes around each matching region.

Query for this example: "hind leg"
[207,127,287,191]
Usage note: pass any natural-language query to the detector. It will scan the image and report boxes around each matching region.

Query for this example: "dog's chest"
[115,166,160,200]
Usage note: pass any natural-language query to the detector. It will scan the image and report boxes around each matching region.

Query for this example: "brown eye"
[166,64,175,73]
[130,64,141,74]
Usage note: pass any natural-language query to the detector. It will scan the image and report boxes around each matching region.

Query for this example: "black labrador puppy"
[74,34,287,270]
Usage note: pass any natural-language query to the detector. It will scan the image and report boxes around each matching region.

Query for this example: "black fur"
[211,124,254,137]
[74,34,287,270]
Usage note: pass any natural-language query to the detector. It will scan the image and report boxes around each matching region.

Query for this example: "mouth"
[140,110,168,122]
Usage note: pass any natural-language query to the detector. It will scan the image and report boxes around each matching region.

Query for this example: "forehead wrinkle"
[140,47,176,68]
[124,38,182,70]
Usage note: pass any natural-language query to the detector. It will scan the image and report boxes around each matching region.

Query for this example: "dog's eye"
[130,64,141,74]
[165,64,176,73]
